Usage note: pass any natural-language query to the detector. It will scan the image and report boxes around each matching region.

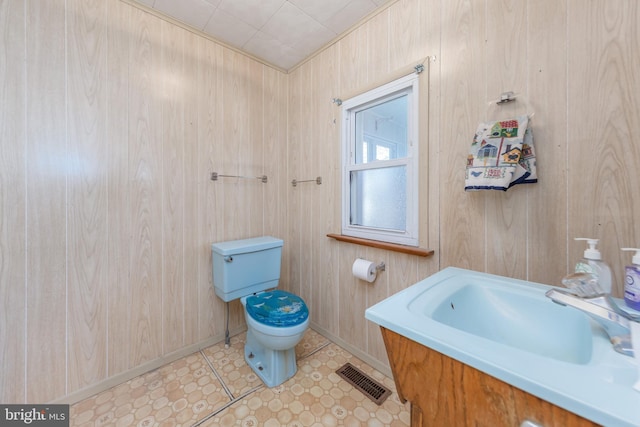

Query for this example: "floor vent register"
[335,363,392,405]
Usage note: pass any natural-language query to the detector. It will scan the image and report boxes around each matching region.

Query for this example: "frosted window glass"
[354,95,408,165]
[340,72,420,246]
[350,166,407,231]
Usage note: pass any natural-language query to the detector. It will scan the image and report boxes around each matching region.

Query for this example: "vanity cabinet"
[380,327,601,427]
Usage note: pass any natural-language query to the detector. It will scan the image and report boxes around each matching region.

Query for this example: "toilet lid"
[245,290,309,327]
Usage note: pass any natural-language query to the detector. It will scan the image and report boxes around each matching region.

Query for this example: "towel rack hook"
[496,91,516,104]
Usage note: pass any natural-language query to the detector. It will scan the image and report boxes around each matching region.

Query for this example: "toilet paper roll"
[352,258,377,283]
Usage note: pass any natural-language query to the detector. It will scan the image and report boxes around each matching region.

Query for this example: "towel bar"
[210,172,267,183]
[291,177,322,187]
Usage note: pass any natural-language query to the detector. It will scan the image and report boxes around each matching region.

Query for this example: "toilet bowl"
[241,290,309,387]
[241,294,309,350]
[211,236,309,388]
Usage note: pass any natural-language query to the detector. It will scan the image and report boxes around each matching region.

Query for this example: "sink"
[409,280,593,364]
[365,267,640,427]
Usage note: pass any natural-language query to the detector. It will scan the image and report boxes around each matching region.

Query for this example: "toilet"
[211,236,309,387]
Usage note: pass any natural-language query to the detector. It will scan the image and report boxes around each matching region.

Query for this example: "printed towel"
[465,115,537,191]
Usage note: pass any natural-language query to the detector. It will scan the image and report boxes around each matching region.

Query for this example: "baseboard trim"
[54,324,391,405]
[53,327,246,405]
[309,323,392,379]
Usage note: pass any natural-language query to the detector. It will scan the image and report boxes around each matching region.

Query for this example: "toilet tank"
[211,236,283,302]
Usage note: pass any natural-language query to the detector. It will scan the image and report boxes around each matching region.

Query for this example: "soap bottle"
[574,238,612,294]
[621,248,640,311]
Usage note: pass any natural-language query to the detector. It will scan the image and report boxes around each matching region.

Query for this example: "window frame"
[340,73,420,247]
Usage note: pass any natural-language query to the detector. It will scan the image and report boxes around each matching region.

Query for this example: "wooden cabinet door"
[380,327,600,427]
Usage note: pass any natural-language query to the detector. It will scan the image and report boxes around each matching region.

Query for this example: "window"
[341,73,419,246]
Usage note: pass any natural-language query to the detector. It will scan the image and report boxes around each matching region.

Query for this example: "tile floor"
[70,329,410,427]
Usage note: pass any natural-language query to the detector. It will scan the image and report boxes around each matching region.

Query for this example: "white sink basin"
[409,279,593,364]
[365,267,640,427]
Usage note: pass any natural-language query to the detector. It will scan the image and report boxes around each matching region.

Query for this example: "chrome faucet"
[545,287,640,357]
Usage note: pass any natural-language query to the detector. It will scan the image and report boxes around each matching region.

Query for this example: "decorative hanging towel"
[465,115,537,191]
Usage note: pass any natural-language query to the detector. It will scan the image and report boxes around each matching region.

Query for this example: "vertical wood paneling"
[128,7,163,367]
[4,0,292,404]
[527,0,569,285]
[439,0,487,272]
[298,63,313,321]
[484,0,528,280]
[183,29,200,345]
[339,25,369,95]
[221,50,244,241]
[313,47,340,335]
[287,69,301,298]
[389,0,422,68]
[308,57,324,328]
[106,0,131,377]
[263,66,288,289]
[278,71,290,288]
[0,0,26,404]
[246,60,264,240]
[161,20,185,355]
[365,247,390,361]
[263,68,286,237]
[336,26,370,351]
[221,50,251,331]
[368,248,426,359]
[25,0,67,402]
[197,38,221,341]
[338,243,368,350]
[365,10,389,81]
[568,0,640,295]
[66,0,108,392]
[415,0,440,281]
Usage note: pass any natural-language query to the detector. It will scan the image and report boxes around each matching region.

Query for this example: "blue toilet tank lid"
[246,290,309,327]
[211,236,283,256]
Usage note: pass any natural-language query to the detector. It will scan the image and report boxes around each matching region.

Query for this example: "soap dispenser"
[574,238,612,294]
[621,248,640,311]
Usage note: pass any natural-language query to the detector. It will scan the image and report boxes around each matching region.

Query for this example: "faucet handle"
[561,272,604,297]
[611,334,634,356]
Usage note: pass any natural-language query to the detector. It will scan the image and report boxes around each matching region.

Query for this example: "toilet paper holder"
[362,260,385,272]
[352,258,386,283]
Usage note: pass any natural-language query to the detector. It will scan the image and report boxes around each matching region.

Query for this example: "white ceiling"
[133,0,391,71]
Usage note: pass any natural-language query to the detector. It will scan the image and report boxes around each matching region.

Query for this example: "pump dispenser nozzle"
[575,238,602,260]
[622,248,640,265]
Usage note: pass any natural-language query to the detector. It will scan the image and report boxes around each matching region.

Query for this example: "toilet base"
[244,328,298,388]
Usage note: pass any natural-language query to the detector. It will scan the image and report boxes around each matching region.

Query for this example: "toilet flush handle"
[224,256,233,263]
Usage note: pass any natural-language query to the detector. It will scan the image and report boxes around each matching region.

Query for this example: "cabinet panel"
[380,327,599,427]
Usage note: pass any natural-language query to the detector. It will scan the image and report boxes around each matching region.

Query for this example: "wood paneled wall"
[286,0,441,372]
[287,0,640,373]
[0,0,287,403]
[2,0,639,405]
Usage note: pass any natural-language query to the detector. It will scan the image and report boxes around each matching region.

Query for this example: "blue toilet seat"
[245,290,309,327]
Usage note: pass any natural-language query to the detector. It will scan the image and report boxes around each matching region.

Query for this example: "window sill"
[327,233,434,257]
